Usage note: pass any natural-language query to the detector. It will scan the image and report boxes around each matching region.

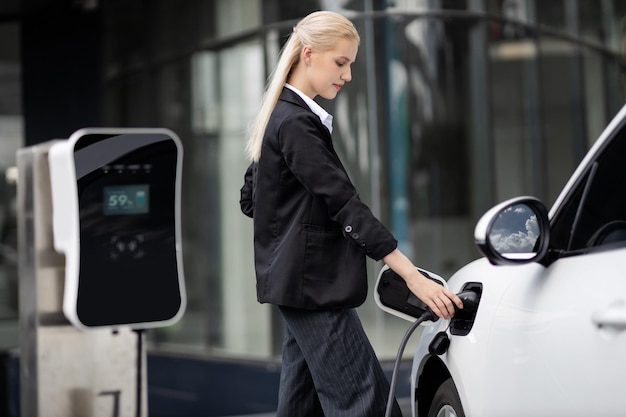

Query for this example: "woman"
[240,10,463,417]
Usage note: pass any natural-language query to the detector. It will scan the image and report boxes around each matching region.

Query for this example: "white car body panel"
[410,104,626,417]
[419,247,626,417]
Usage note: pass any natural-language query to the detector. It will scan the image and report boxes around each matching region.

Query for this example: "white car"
[376,103,626,417]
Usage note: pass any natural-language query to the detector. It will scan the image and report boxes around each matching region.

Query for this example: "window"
[550,118,626,252]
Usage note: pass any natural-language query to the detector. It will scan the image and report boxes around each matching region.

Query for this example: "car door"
[481,113,626,416]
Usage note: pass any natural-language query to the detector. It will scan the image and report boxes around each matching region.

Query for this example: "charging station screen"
[103,185,149,215]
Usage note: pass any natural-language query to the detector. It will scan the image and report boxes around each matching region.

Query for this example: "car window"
[550,119,626,253]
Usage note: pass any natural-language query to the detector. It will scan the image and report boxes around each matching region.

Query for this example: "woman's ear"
[301,45,313,65]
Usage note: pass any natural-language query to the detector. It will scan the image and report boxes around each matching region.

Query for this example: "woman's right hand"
[405,270,462,319]
[382,248,463,319]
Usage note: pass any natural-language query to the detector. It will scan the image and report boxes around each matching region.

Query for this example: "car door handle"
[591,300,626,331]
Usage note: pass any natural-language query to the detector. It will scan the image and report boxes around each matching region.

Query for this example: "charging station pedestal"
[18,141,143,417]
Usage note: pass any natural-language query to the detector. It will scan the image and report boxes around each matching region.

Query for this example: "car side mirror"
[475,197,550,265]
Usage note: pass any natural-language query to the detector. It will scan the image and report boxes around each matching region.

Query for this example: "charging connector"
[428,290,480,356]
[455,290,479,313]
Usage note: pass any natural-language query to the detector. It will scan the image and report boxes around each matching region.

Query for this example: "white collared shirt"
[285,83,333,133]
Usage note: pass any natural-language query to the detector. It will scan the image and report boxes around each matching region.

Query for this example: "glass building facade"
[96,0,626,360]
[0,0,625,411]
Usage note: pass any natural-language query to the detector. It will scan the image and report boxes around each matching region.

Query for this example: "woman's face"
[299,38,358,100]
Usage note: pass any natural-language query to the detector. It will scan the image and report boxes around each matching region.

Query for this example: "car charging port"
[428,285,482,355]
[450,282,482,336]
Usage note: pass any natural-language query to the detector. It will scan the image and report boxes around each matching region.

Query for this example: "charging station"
[17,128,185,417]
[48,128,186,330]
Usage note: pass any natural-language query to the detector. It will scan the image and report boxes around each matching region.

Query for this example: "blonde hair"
[246,11,360,162]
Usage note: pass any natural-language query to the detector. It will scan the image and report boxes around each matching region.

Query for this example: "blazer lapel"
[278,88,333,143]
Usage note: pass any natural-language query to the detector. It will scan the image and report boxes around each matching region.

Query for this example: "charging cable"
[384,309,436,417]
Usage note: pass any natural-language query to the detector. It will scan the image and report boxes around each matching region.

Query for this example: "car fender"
[412,257,545,416]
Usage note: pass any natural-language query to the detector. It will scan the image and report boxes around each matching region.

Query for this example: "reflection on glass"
[489,203,539,259]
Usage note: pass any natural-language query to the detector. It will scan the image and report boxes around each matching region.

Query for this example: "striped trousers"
[276,306,403,417]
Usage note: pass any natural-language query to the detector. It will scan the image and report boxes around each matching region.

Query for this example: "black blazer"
[240,88,397,310]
